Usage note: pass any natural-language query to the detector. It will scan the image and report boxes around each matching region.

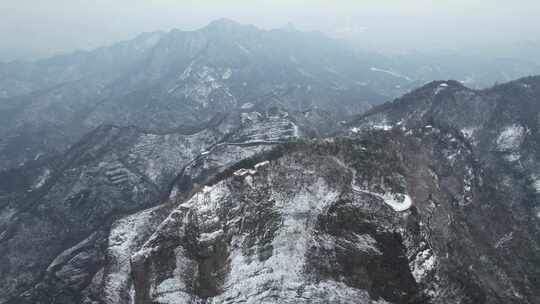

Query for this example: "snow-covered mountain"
[2,75,540,303]
[0,108,304,303]
[347,76,540,303]
[2,19,540,304]
[3,19,540,172]
[0,19,403,171]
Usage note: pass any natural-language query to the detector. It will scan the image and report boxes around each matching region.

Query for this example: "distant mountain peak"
[204,18,252,31]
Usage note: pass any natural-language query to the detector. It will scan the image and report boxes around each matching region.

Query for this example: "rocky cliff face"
[92,75,539,304]
[100,126,535,303]
[348,76,540,303]
[0,109,301,303]
[10,125,526,303]
[114,108,540,304]
[350,76,540,224]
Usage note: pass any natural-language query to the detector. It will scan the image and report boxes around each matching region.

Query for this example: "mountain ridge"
[1,18,540,304]
[0,19,404,171]
[2,73,540,303]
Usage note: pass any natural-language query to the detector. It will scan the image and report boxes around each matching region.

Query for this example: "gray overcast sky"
[1,0,540,61]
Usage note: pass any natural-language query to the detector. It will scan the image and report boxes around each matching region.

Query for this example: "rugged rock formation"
[0,109,300,303]
[349,76,540,303]
[50,127,528,303]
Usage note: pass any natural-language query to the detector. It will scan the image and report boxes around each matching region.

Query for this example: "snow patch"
[434,83,449,95]
[367,117,393,131]
[496,124,525,151]
[32,168,50,189]
[411,248,436,282]
[373,123,392,131]
[104,206,162,304]
[168,186,179,200]
[301,280,389,303]
[233,168,256,177]
[34,152,43,161]
[241,111,262,123]
[240,102,254,110]
[153,278,190,304]
[145,159,160,182]
[222,68,232,80]
[461,127,476,139]
[504,152,521,162]
[349,233,382,255]
[352,186,412,212]
[199,229,224,243]
[212,177,340,302]
[380,192,412,211]
[254,160,270,170]
[292,122,300,138]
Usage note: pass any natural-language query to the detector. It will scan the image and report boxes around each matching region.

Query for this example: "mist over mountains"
[2,19,540,171]
[1,18,540,304]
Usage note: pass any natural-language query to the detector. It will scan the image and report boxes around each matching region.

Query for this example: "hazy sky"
[1,0,540,61]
